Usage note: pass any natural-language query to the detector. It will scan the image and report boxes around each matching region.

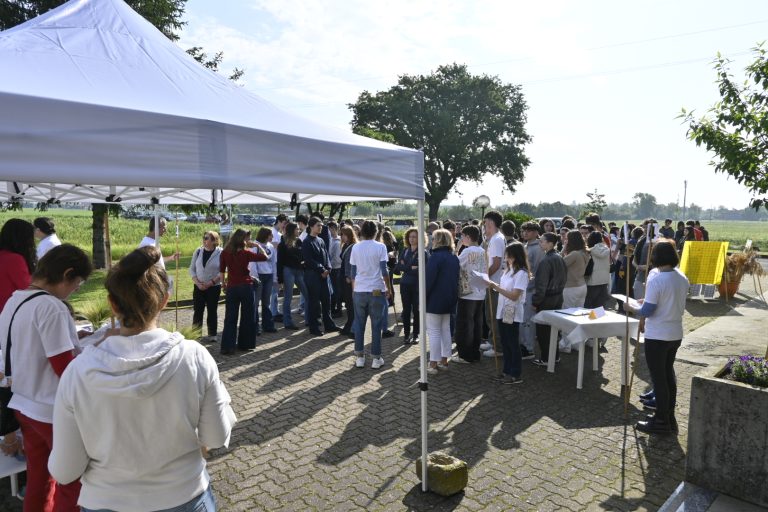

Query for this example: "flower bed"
[722,355,768,388]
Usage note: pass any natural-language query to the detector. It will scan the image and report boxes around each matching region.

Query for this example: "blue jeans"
[353,292,387,357]
[282,267,308,327]
[270,283,280,316]
[221,283,255,351]
[82,485,216,512]
[254,274,275,331]
[498,320,522,378]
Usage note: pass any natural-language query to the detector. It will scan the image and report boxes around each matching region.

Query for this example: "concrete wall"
[686,362,768,508]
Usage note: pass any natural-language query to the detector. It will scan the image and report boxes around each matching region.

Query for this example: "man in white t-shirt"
[452,225,487,363]
[480,210,505,357]
[349,220,391,370]
[137,216,179,269]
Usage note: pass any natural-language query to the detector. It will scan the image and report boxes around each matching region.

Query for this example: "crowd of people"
[0,217,234,511]
[0,208,700,509]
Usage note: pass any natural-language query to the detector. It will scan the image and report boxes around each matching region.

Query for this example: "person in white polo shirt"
[350,220,391,369]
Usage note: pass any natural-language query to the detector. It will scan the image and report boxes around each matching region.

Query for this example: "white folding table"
[532,310,641,389]
[0,443,25,498]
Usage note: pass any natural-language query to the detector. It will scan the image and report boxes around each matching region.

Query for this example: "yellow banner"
[679,241,729,285]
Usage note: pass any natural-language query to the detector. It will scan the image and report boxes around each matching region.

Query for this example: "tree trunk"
[427,198,442,222]
[92,204,106,269]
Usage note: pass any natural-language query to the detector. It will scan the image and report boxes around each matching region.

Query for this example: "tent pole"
[104,207,116,329]
[417,199,428,493]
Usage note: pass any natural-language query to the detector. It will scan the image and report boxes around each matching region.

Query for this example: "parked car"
[161,212,187,222]
[387,219,414,229]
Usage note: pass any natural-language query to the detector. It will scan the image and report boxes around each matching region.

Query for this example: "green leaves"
[683,45,768,210]
[349,63,531,219]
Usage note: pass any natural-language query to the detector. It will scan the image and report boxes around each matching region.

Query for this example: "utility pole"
[682,180,688,220]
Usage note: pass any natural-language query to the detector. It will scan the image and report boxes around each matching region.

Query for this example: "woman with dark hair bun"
[0,218,37,309]
[34,217,62,259]
[0,244,91,511]
[49,246,236,511]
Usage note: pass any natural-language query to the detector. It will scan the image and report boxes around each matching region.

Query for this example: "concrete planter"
[415,452,468,497]
[686,360,768,508]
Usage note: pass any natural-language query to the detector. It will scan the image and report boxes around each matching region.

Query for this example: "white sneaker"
[436,362,449,371]
[483,349,501,357]
[355,356,365,368]
[479,342,492,351]
[450,355,470,364]
[371,357,384,369]
[426,366,438,375]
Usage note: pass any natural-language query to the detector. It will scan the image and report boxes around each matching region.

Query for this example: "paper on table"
[555,307,591,316]
[471,270,490,290]
[611,294,642,310]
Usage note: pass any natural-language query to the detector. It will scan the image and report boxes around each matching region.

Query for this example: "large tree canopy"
[682,45,768,210]
[349,63,531,220]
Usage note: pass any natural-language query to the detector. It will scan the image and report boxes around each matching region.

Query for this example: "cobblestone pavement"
[0,277,763,511]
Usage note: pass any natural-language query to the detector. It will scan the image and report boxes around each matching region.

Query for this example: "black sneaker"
[520,347,535,360]
[382,329,395,338]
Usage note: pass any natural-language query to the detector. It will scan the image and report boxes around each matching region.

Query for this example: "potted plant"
[719,249,765,299]
[685,356,768,508]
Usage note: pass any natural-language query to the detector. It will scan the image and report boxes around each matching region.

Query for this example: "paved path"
[0,277,765,511]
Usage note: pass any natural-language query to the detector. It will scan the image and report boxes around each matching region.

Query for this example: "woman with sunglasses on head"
[189,231,223,341]
[49,246,236,511]
[0,244,92,511]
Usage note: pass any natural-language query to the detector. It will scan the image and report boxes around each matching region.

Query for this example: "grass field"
[2,210,766,311]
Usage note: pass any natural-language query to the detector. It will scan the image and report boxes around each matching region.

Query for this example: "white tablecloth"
[532,310,641,389]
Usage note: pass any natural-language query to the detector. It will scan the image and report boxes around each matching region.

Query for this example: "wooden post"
[174,217,180,330]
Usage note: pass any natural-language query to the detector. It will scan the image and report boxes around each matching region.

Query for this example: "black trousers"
[535,294,563,362]
[192,285,221,336]
[331,268,343,312]
[455,299,483,361]
[305,270,335,331]
[644,339,682,423]
[342,279,355,332]
[400,281,420,337]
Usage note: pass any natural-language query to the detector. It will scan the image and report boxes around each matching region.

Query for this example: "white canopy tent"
[0,0,433,492]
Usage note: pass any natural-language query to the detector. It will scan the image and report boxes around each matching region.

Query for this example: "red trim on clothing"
[48,351,75,377]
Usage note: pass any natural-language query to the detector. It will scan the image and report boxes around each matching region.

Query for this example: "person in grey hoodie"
[50,246,236,512]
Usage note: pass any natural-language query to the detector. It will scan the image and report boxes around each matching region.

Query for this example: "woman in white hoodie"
[585,231,611,309]
[49,246,236,512]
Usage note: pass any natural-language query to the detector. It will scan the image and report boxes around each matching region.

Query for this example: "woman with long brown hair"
[561,229,589,308]
[277,222,309,330]
[219,229,266,355]
[338,225,358,337]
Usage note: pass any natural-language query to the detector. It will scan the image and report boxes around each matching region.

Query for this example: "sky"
[179,0,768,210]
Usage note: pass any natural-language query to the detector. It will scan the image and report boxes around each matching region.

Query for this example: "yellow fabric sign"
[679,241,729,285]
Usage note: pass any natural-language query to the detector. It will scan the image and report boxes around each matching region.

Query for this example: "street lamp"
[473,194,491,218]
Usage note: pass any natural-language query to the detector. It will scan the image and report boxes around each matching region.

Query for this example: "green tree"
[633,192,658,219]
[682,45,768,210]
[349,63,531,220]
[580,188,607,218]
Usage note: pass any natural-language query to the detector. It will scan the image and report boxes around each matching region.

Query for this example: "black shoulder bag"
[0,291,48,435]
